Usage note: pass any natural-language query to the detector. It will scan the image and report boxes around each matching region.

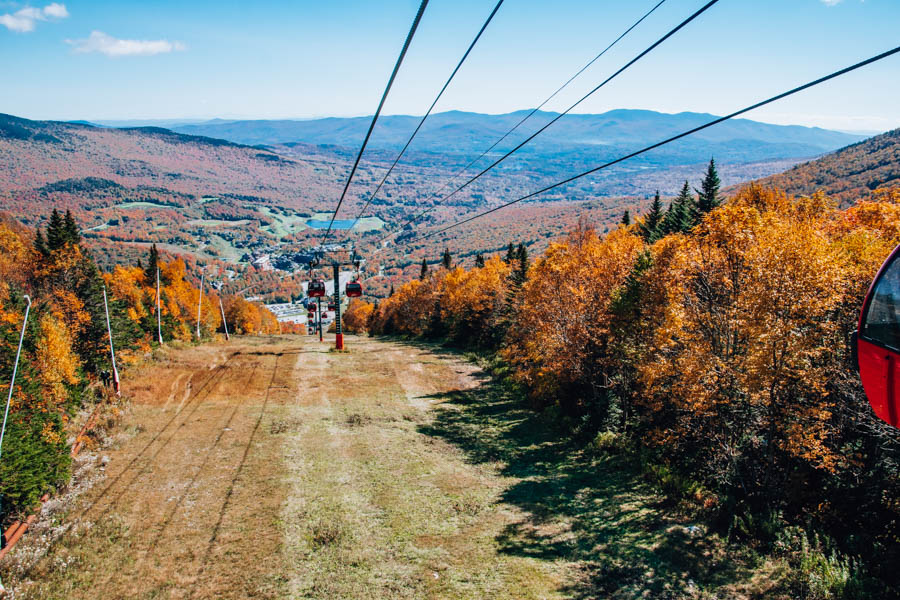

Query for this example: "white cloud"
[0,3,68,32]
[42,2,67,18]
[821,0,843,5]
[67,31,186,57]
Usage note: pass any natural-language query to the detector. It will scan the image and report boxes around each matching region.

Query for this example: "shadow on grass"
[417,376,760,599]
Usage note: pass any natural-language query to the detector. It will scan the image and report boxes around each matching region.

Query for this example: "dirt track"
[3,335,576,599]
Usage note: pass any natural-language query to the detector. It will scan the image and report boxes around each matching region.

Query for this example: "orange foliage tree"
[343,298,374,334]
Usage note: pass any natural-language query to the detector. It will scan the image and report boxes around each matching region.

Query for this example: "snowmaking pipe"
[219,297,230,341]
[102,287,120,397]
[156,267,164,345]
[196,269,205,340]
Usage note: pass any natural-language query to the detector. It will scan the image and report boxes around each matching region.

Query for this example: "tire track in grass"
[83,355,238,523]
[15,351,238,583]
[189,352,283,597]
[146,363,260,545]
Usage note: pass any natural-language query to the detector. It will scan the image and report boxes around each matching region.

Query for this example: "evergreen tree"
[34,228,48,256]
[146,243,160,281]
[389,283,395,297]
[514,243,529,284]
[622,210,631,226]
[442,248,452,270]
[63,210,80,245]
[640,192,664,243]
[474,253,485,268]
[504,243,516,264]
[661,181,696,235]
[420,258,428,280]
[696,158,722,219]
[46,209,66,251]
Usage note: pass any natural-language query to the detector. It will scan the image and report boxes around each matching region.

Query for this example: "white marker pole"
[156,266,164,345]
[1,295,31,474]
[0,295,30,577]
[219,297,230,341]
[102,287,120,397]
[196,269,205,340]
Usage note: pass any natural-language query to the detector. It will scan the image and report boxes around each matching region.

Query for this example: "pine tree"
[442,248,452,270]
[389,283,395,297]
[661,181,696,235]
[63,210,80,245]
[146,243,160,281]
[46,209,66,251]
[474,253,485,268]
[420,258,428,280]
[696,158,722,219]
[34,228,48,256]
[504,243,516,264]
[514,243,529,284]
[622,210,631,226]
[640,192,664,242]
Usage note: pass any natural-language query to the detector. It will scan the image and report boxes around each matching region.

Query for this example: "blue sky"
[1,0,898,131]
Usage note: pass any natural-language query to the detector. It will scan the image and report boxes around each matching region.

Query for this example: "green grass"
[412,344,776,599]
[259,206,308,238]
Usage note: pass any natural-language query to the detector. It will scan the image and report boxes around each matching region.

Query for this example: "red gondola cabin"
[308,279,326,298]
[856,243,900,428]
[346,281,363,298]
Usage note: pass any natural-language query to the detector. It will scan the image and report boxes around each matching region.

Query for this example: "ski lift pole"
[196,269,205,340]
[333,263,343,350]
[317,297,323,342]
[102,287,121,397]
[219,297,230,341]
[1,295,32,525]
[156,266,164,345]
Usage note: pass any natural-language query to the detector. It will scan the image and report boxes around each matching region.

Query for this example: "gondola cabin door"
[858,244,900,428]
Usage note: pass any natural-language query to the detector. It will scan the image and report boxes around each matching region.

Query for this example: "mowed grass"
[3,336,779,599]
[279,339,575,599]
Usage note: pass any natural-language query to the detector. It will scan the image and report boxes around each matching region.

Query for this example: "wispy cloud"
[821,0,843,5]
[0,3,68,32]
[67,31,186,57]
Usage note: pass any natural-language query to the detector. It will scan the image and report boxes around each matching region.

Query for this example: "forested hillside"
[348,184,900,596]
[754,127,900,205]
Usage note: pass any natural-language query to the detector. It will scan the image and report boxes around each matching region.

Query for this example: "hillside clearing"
[2,336,775,599]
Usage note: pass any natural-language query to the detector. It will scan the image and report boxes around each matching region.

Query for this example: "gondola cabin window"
[858,246,900,428]
[862,256,900,351]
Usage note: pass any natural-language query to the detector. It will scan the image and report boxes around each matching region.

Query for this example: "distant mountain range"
[169,109,866,168]
[754,127,900,205]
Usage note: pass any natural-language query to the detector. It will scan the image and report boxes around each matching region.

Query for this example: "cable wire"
[387,0,719,245]
[321,0,429,243]
[346,0,506,233]
[414,44,900,241]
[384,0,668,240]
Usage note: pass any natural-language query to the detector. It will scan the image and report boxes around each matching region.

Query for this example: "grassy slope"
[3,335,785,599]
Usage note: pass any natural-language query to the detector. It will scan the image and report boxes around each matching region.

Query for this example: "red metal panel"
[858,337,900,427]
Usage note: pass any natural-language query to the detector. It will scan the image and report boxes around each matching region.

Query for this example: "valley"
[0,110,867,301]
